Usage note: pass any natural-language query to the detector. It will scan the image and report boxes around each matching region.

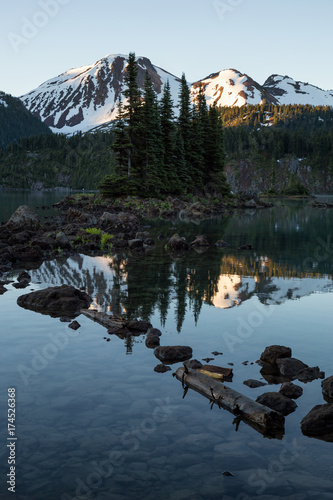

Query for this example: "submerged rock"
[279,382,303,399]
[190,235,210,247]
[154,364,171,373]
[127,319,152,332]
[145,329,161,348]
[17,285,92,318]
[154,345,193,363]
[256,392,297,416]
[243,379,267,389]
[183,359,203,370]
[322,376,333,403]
[68,320,81,330]
[301,403,333,440]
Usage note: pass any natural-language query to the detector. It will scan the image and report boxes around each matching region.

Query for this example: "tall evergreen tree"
[160,80,181,194]
[178,73,193,189]
[206,102,230,195]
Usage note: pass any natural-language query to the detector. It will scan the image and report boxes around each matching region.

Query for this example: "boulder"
[68,320,81,330]
[145,331,161,348]
[243,379,267,389]
[56,231,72,249]
[239,244,253,250]
[128,239,143,250]
[184,359,203,370]
[301,403,333,439]
[8,230,34,245]
[190,235,210,247]
[5,205,41,230]
[154,364,171,373]
[17,285,92,318]
[260,345,292,365]
[167,234,190,252]
[276,358,308,378]
[18,271,31,283]
[98,212,120,229]
[279,382,303,399]
[297,366,325,383]
[127,319,152,332]
[154,345,193,364]
[256,392,297,416]
[66,208,97,226]
[322,376,333,403]
[0,284,7,295]
[215,240,229,248]
[30,235,56,250]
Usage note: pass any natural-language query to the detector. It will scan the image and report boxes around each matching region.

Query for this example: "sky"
[1,0,332,97]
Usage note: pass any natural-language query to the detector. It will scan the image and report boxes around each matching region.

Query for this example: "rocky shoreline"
[0,193,273,276]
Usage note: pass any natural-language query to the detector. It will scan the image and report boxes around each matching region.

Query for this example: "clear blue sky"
[1,0,332,97]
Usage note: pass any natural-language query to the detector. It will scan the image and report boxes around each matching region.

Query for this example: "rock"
[18,271,31,283]
[322,376,333,403]
[66,208,97,226]
[154,364,171,373]
[244,199,258,209]
[189,235,210,247]
[136,231,150,240]
[12,280,30,289]
[17,285,92,318]
[256,392,297,416]
[0,284,7,294]
[297,366,325,383]
[117,212,139,228]
[68,320,81,330]
[215,240,229,248]
[56,231,72,249]
[128,239,143,249]
[211,351,223,356]
[222,471,234,477]
[98,212,120,229]
[154,345,193,364]
[238,244,253,250]
[127,319,152,332]
[301,403,333,439]
[243,379,267,388]
[8,230,34,245]
[202,357,214,363]
[276,357,308,378]
[260,345,292,365]
[279,382,303,399]
[145,332,160,348]
[166,234,190,251]
[183,359,203,369]
[144,237,155,246]
[30,235,56,250]
[5,205,41,230]
[9,245,43,263]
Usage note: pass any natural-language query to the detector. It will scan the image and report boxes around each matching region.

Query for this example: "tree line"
[99,52,230,198]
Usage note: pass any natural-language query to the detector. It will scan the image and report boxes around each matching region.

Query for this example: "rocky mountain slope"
[19,53,333,135]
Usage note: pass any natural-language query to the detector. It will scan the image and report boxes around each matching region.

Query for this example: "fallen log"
[175,367,285,438]
[80,309,127,329]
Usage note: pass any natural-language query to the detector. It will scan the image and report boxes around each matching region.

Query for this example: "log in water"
[175,367,285,438]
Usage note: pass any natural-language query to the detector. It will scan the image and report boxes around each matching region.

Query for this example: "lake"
[0,192,333,500]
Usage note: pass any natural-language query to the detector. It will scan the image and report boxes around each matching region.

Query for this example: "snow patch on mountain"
[264,75,333,106]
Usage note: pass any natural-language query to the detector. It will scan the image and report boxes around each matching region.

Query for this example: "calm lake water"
[0,193,333,500]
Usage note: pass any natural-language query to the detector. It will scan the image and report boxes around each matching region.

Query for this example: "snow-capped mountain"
[20,53,333,134]
[20,54,181,134]
[263,74,333,106]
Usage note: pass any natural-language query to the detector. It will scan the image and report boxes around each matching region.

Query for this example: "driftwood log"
[175,367,285,438]
[80,309,127,329]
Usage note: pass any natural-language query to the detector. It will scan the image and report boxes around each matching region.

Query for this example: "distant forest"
[0,76,332,192]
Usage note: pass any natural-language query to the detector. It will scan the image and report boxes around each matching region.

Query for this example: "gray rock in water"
[243,379,267,388]
[322,376,333,403]
[17,284,92,318]
[145,332,160,348]
[154,345,193,364]
[190,235,210,247]
[154,364,171,373]
[256,392,297,416]
[297,366,325,383]
[260,345,292,365]
[68,320,81,330]
[279,382,303,399]
[127,319,152,332]
[167,234,190,252]
[5,205,41,230]
[276,357,308,378]
[184,359,203,369]
[301,403,333,440]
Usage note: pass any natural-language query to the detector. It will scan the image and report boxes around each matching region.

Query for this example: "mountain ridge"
[19,53,333,134]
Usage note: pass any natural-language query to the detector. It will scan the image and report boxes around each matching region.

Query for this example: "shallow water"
[0,196,333,499]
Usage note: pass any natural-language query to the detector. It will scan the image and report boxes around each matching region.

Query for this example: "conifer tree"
[160,80,181,194]
[206,102,230,195]
[178,73,193,189]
